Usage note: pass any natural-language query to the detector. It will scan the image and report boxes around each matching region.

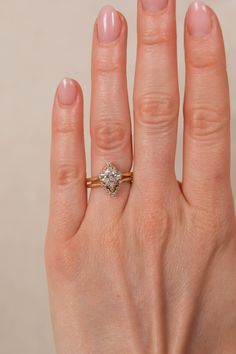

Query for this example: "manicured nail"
[142,0,168,12]
[97,5,122,43]
[187,1,212,37]
[58,78,78,105]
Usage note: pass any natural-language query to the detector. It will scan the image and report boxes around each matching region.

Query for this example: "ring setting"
[86,162,133,196]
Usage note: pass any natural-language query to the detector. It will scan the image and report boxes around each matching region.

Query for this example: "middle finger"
[133,0,179,199]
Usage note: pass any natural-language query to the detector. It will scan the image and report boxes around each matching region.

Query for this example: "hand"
[45,1,236,353]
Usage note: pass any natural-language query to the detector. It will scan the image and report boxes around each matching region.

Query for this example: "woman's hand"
[45,1,236,353]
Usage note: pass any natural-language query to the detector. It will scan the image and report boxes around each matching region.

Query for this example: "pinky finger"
[47,78,87,244]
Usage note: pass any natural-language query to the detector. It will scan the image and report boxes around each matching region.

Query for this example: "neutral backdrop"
[0,0,235,353]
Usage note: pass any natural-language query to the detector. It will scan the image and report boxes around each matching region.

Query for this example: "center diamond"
[99,163,122,196]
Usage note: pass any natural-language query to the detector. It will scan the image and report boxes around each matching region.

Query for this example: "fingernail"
[187,1,212,37]
[142,0,168,12]
[58,78,78,105]
[97,5,122,43]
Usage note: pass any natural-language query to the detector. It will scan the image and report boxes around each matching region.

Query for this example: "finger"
[89,6,132,213]
[47,78,87,242]
[183,1,232,206]
[133,0,179,198]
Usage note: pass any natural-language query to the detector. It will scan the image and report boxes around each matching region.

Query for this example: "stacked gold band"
[86,172,133,189]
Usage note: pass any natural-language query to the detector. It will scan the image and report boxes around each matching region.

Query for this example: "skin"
[45,1,236,353]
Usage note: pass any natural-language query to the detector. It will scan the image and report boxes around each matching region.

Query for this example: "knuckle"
[94,55,121,75]
[99,222,122,252]
[45,234,92,282]
[135,93,178,132]
[187,55,219,70]
[186,42,222,70]
[53,112,78,134]
[92,119,128,152]
[187,107,228,141]
[207,170,227,186]
[95,62,120,75]
[137,205,170,246]
[45,240,79,281]
[54,163,83,187]
[141,31,170,47]
[189,207,231,252]
[140,22,172,47]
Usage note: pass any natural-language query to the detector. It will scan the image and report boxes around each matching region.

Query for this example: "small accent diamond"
[99,163,122,196]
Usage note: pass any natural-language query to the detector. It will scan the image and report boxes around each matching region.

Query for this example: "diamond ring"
[86,162,133,197]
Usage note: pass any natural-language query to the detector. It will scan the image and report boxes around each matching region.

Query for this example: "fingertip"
[94,6,127,47]
[52,78,84,135]
[53,78,84,130]
[185,1,223,40]
[186,1,211,38]
[56,78,83,107]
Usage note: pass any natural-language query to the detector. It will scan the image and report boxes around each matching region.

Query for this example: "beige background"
[0,0,235,353]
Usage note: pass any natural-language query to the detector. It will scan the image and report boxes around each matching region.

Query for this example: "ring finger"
[89,6,132,215]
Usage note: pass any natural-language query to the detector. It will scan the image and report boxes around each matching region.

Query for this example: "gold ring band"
[86,172,133,188]
[86,163,133,196]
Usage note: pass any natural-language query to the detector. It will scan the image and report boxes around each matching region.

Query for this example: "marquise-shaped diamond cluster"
[99,163,122,196]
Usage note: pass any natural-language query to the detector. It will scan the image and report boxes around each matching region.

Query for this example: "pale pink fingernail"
[58,78,78,105]
[187,1,212,37]
[142,0,168,12]
[97,5,122,43]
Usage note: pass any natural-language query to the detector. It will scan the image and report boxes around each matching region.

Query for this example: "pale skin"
[45,0,236,353]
